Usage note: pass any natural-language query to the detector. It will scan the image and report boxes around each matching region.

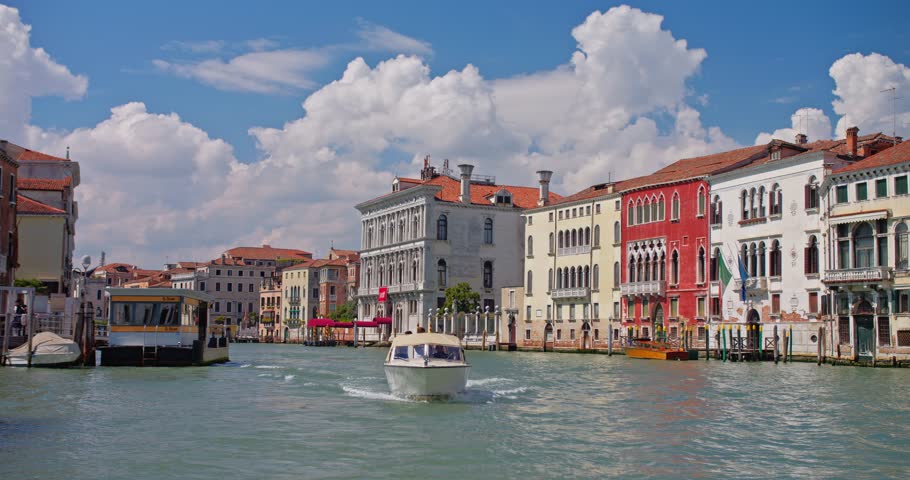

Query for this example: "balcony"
[620,280,666,297]
[733,277,768,292]
[557,245,591,257]
[287,296,301,305]
[823,266,892,284]
[552,287,589,299]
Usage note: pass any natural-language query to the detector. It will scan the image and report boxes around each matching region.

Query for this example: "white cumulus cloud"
[754,107,833,145]
[831,53,910,139]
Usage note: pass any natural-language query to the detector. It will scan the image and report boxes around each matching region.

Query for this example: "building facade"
[0,147,18,286]
[355,159,560,335]
[823,137,908,362]
[258,271,283,342]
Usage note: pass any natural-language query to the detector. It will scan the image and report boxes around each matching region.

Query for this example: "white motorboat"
[7,332,81,367]
[384,332,470,398]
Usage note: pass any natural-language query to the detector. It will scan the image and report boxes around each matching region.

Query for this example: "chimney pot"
[536,170,553,206]
[795,133,808,145]
[846,126,859,156]
[457,164,474,204]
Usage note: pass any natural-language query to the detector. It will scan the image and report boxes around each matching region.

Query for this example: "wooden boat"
[625,339,691,361]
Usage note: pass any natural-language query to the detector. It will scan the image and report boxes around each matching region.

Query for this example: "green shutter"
[836,185,849,203]
[856,182,868,201]
[896,176,909,196]
[876,178,888,198]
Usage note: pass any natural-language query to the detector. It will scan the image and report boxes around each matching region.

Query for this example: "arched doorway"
[853,299,875,360]
[283,327,289,343]
[543,323,554,352]
[746,309,760,352]
[581,321,591,350]
[652,303,664,341]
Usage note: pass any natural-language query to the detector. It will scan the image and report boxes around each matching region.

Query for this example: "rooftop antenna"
[881,87,899,145]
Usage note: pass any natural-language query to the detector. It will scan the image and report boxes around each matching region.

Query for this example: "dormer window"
[771,150,781,161]
[493,189,512,205]
[392,178,400,192]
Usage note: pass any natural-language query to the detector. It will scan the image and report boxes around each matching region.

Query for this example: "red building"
[619,146,770,340]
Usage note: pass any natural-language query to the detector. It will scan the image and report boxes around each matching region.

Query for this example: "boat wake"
[341,385,420,403]
[254,365,282,369]
[466,377,512,387]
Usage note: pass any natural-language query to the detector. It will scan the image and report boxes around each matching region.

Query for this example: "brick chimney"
[795,133,808,144]
[537,170,553,207]
[458,164,474,204]
[846,126,859,156]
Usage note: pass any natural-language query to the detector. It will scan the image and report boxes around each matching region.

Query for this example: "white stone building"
[355,159,560,334]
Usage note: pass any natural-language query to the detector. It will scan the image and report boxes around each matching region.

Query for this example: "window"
[216,269,222,276]
[808,292,819,313]
[547,305,552,319]
[548,269,553,291]
[525,305,531,321]
[876,178,888,198]
[215,282,221,292]
[670,250,679,285]
[484,218,494,244]
[526,270,533,294]
[770,184,782,215]
[657,196,665,220]
[697,187,706,217]
[200,282,206,291]
[557,329,562,340]
[710,196,722,225]
[613,262,619,288]
[527,215,532,225]
[770,240,782,276]
[839,317,851,344]
[593,225,601,247]
[627,298,635,319]
[697,247,706,284]
[627,202,635,225]
[238,270,244,277]
[613,221,620,244]
[227,302,232,313]
[771,294,780,314]
[836,185,848,203]
[879,317,891,347]
[527,236,533,256]
[525,329,531,340]
[805,236,819,274]
[437,214,448,240]
[854,223,874,268]
[697,297,705,317]
[586,206,591,216]
[897,291,909,313]
[897,223,909,270]
[594,303,600,319]
[569,305,576,320]
[671,193,680,221]
[227,269,232,276]
[483,261,493,288]
[593,264,599,290]
[549,212,554,222]
[437,260,447,288]
[670,298,679,318]
[741,190,749,220]
[896,175,909,195]
[856,182,868,201]
[805,177,819,209]
[570,329,576,340]
[214,302,220,313]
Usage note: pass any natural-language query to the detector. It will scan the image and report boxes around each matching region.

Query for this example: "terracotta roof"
[16,194,65,215]
[395,174,561,208]
[0,141,69,162]
[224,245,312,260]
[330,248,360,262]
[132,269,162,278]
[210,257,246,266]
[397,177,422,184]
[17,177,72,191]
[283,260,314,272]
[309,258,347,268]
[834,139,909,174]
[95,263,139,274]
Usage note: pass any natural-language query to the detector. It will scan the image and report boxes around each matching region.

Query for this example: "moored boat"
[384,332,470,398]
[6,332,81,367]
[625,339,691,361]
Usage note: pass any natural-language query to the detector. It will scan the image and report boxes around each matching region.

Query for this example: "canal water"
[1,344,908,479]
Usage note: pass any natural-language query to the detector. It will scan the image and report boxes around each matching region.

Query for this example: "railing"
[287,296,300,305]
[733,277,768,291]
[823,266,892,283]
[620,280,666,297]
[552,287,589,298]
[557,245,591,257]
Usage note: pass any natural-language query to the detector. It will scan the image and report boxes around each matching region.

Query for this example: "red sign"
[378,286,388,302]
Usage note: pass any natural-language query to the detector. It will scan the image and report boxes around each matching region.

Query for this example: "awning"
[374,317,392,325]
[307,318,334,327]
[829,208,889,226]
[332,321,355,328]
[354,320,379,328]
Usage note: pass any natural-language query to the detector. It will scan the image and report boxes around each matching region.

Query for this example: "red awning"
[307,318,334,327]
[354,320,379,328]
[374,317,392,325]
[332,322,355,328]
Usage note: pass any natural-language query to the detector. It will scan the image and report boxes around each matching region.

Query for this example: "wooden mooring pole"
[817,325,823,365]
[773,325,779,364]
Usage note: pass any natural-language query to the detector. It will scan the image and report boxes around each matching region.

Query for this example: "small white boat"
[384,332,470,398]
[7,332,81,367]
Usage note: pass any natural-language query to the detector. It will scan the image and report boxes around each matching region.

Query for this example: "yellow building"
[16,194,68,291]
[824,138,910,362]
[280,261,317,342]
[520,180,625,351]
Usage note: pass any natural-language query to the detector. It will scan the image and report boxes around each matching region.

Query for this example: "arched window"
[612,262,618,288]
[379,223,386,245]
[585,227,591,246]
[741,244,748,269]
[563,268,569,289]
[594,225,601,247]
[741,190,749,220]
[584,266,590,288]
[593,264,600,290]
[710,247,720,281]
[636,200,644,225]
[710,195,722,225]
[571,229,578,247]
[658,195,665,220]
[670,250,680,285]
[411,260,418,282]
[853,223,874,268]
[570,267,577,288]
[650,196,658,222]
[549,233,555,254]
[643,254,651,281]
[805,236,819,274]
[437,259,447,288]
[628,201,635,226]
[366,227,373,249]
[805,175,819,209]
[365,267,371,288]
[629,258,637,283]
[659,252,666,281]
[526,270,533,294]
[483,261,493,288]
[770,183,782,215]
[389,222,396,243]
[758,186,766,218]
[613,221,620,244]
[758,241,766,277]
[484,218,494,244]
[770,240,782,276]
[697,187,706,217]
[556,268,563,289]
[897,223,909,270]
[577,266,584,288]
[412,216,419,239]
[549,268,554,291]
[527,235,533,256]
[398,262,403,284]
[558,231,564,249]
[749,188,757,218]
[671,193,680,221]
[644,198,651,223]
[437,214,448,240]
[697,247,706,283]
[378,265,384,287]
[637,257,643,283]
[749,243,757,277]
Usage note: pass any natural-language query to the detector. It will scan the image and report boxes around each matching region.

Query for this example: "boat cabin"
[385,333,466,364]
[100,288,229,366]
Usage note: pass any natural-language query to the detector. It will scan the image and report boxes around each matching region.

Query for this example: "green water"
[1,344,908,479]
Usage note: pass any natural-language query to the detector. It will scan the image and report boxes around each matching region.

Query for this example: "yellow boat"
[625,339,691,361]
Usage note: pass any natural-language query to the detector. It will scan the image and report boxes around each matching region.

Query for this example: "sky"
[2,1,909,268]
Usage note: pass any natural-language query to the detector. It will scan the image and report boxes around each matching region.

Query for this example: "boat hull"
[384,364,470,398]
[7,351,81,367]
[625,346,690,361]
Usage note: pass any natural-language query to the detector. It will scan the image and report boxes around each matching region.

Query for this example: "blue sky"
[16,0,909,161]
[3,1,909,266]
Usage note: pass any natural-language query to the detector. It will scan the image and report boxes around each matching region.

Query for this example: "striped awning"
[829,209,889,226]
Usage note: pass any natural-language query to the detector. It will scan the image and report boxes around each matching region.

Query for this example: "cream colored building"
[16,196,67,290]
[823,138,910,362]
[280,261,318,342]
[519,181,625,351]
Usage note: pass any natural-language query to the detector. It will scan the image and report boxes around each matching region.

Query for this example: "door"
[747,309,761,351]
[508,315,516,344]
[855,316,874,359]
[283,327,289,343]
[652,304,664,341]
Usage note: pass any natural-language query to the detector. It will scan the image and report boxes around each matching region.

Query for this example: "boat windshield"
[428,344,462,361]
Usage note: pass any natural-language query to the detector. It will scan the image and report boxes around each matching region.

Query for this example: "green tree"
[329,301,356,322]
[14,279,49,295]
[442,282,480,313]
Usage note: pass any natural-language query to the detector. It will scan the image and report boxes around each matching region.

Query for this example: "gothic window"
[697,187,706,217]
[741,190,749,220]
[527,235,533,256]
[770,240,782,276]
[805,235,819,274]
[658,195,665,220]
[483,261,493,288]
[671,250,680,285]
[484,218,494,244]
[697,247,706,283]
[549,232,555,253]
[437,259,447,288]
[585,227,591,246]
[437,214,448,240]
[758,241,766,277]
[671,193,680,221]
[628,201,635,226]
[526,270,533,294]
[613,221,619,244]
